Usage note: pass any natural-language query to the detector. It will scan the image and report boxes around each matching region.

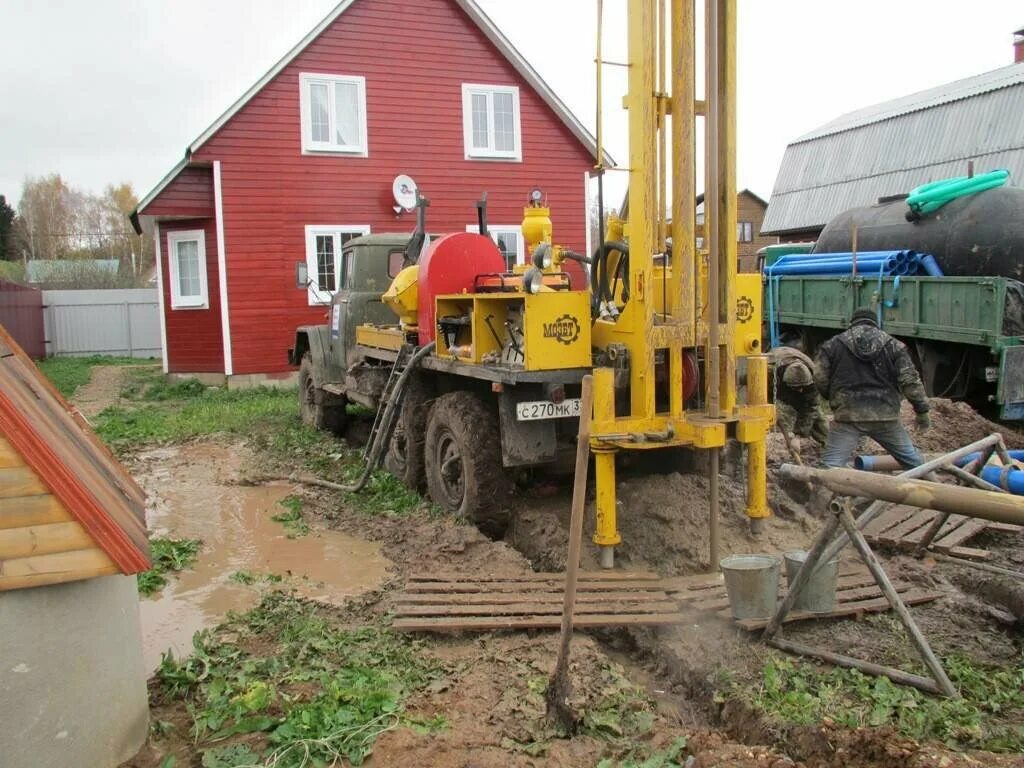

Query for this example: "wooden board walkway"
[860,505,1022,560]
[392,565,943,634]
[392,571,685,632]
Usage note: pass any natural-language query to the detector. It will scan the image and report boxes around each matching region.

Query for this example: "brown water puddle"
[135,442,390,670]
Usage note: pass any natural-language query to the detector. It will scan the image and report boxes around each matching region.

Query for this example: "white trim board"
[153,223,169,373]
[213,161,233,376]
[166,229,210,310]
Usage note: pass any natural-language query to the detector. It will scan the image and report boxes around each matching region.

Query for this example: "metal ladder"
[362,344,414,467]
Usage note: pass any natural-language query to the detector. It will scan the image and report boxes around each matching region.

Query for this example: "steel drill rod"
[780,463,1024,527]
[837,505,958,697]
[816,434,1003,567]
[766,637,942,695]
[942,463,1004,494]
[930,551,1024,581]
[709,450,720,571]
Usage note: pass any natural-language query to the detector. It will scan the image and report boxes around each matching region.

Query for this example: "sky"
[0,0,1021,211]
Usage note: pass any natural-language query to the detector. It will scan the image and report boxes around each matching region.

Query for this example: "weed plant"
[138,537,201,596]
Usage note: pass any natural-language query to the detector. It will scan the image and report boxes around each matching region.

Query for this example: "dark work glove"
[914,411,931,433]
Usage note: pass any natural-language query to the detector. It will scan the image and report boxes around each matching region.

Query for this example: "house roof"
[763,62,1024,235]
[135,0,611,219]
[0,327,149,575]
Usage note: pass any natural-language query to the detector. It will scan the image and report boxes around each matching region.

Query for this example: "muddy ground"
[92,363,1024,768]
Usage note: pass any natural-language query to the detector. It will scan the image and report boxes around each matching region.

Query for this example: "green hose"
[906,169,1009,216]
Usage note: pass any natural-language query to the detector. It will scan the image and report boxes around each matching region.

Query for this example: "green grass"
[138,537,202,596]
[271,496,310,538]
[746,655,1024,752]
[155,592,442,767]
[36,355,141,397]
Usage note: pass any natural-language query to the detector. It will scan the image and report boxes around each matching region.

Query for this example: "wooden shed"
[0,326,152,768]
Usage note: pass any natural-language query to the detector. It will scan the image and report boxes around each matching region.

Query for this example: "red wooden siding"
[0,280,45,359]
[159,219,224,373]
[144,166,215,219]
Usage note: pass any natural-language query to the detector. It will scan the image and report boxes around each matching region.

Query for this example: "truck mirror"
[295,261,308,288]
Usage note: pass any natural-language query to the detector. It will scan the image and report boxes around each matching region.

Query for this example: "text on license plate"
[516,398,582,421]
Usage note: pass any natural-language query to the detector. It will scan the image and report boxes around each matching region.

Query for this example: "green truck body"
[765,274,1024,420]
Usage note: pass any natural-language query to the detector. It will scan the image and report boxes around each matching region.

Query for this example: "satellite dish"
[392,174,418,212]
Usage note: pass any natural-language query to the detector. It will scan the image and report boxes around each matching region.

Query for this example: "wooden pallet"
[392,571,686,632]
[861,505,1022,560]
[661,563,944,631]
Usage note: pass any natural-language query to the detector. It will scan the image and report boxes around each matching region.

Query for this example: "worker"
[814,308,931,469]
[768,346,829,445]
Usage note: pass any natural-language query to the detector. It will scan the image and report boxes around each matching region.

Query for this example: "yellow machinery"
[358,0,772,568]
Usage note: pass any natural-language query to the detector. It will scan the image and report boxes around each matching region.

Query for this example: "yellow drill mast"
[589,0,773,567]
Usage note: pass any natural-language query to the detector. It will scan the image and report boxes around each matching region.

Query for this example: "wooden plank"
[404,579,670,594]
[392,612,687,632]
[407,570,660,583]
[932,519,990,550]
[0,547,118,591]
[0,495,73,529]
[0,437,25,468]
[0,466,48,499]
[875,509,937,543]
[903,514,967,545]
[730,590,943,631]
[395,590,676,606]
[692,580,916,615]
[393,600,682,618]
[0,521,94,559]
[862,506,918,536]
[985,522,1022,534]
[947,546,991,561]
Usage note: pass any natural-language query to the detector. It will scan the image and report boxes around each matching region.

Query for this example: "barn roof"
[0,327,149,575]
[763,62,1024,235]
[135,0,611,219]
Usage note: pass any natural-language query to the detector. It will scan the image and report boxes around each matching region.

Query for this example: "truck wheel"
[425,391,510,537]
[384,376,428,492]
[299,353,348,435]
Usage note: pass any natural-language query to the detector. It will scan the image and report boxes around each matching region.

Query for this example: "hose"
[590,240,629,316]
[339,341,436,493]
[906,169,1009,218]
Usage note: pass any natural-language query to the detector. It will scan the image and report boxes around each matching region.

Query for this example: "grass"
[155,592,442,767]
[138,537,202,596]
[747,655,1024,752]
[271,496,310,538]
[36,355,141,397]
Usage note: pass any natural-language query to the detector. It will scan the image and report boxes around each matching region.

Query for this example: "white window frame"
[166,229,209,310]
[299,72,368,156]
[303,225,371,305]
[461,83,522,161]
[467,224,525,268]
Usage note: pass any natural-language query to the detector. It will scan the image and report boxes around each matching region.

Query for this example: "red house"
[132,0,604,384]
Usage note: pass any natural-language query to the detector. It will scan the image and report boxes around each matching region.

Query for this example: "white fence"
[43,289,161,358]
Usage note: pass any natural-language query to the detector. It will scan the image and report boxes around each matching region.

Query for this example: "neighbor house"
[131,0,606,384]
[695,189,776,272]
[763,39,1024,242]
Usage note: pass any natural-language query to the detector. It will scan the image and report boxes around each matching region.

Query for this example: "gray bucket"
[784,550,839,613]
[720,554,780,619]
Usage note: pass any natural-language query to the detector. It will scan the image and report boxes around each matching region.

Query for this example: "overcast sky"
[1,0,1021,210]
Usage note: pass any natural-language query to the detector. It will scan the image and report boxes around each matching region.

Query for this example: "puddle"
[135,443,390,670]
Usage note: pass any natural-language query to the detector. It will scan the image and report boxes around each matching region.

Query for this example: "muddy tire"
[298,353,348,435]
[424,391,510,537]
[384,375,429,492]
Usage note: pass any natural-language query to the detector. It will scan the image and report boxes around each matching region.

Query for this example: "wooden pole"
[546,375,595,729]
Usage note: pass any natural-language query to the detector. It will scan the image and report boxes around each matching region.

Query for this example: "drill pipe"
[779,464,1024,527]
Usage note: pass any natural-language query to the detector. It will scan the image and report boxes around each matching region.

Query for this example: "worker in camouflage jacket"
[814,308,931,469]
[768,346,828,445]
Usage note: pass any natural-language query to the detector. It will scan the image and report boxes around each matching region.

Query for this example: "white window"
[167,229,209,310]
[299,73,368,155]
[467,224,524,270]
[461,84,522,161]
[737,221,754,243]
[303,225,371,305]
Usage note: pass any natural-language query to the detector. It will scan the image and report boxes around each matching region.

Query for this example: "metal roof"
[763,62,1024,235]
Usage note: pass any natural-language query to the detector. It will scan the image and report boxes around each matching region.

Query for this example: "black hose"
[591,240,629,315]
[341,341,436,493]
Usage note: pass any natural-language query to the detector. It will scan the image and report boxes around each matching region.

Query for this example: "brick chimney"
[1016,27,1024,63]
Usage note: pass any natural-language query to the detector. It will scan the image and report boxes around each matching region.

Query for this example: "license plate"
[516,398,582,421]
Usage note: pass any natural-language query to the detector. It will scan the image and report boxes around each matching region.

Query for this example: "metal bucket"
[720,554,780,619]
[784,550,839,613]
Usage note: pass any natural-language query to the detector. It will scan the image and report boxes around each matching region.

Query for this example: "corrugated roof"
[0,326,149,576]
[763,62,1024,235]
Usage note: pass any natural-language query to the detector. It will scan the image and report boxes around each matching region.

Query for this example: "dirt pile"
[908,398,1024,452]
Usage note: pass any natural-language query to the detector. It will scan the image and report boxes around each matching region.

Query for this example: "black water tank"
[813,187,1024,279]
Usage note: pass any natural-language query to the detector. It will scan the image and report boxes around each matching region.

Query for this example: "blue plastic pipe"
[856,450,1024,496]
[918,253,944,276]
[766,258,898,276]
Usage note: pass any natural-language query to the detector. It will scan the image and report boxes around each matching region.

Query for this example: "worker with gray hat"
[768,346,828,445]
[814,307,930,469]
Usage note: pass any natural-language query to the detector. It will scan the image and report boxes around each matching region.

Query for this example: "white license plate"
[516,398,582,421]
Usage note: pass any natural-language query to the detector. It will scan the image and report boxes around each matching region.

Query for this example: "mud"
[74,363,152,418]
[133,442,391,669]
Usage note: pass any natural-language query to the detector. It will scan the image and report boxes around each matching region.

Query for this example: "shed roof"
[0,327,149,575]
[135,0,611,220]
[763,62,1024,235]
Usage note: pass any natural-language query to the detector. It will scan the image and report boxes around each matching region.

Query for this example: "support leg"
[593,447,620,569]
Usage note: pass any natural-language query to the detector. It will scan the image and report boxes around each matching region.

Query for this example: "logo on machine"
[736,296,754,324]
[543,314,581,345]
